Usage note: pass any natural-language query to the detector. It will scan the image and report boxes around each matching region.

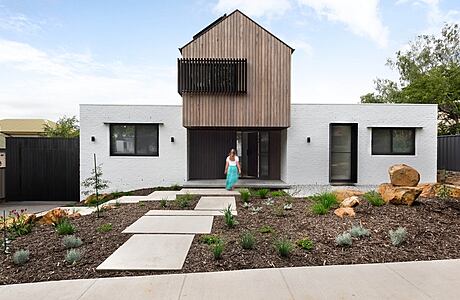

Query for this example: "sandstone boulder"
[333,189,364,202]
[37,208,69,225]
[340,196,360,208]
[334,207,356,218]
[378,183,422,206]
[389,164,420,187]
[419,183,437,198]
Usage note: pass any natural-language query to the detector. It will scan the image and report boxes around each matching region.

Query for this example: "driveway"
[0,201,76,214]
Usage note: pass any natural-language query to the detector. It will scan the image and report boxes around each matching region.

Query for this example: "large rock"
[340,196,360,208]
[389,164,420,187]
[378,183,422,206]
[334,207,356,218]
[333,189,364,202]
[418,183,436,198]
[418,183,460,199]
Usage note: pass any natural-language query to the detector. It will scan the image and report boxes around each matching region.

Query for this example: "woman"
[224,149,241,190]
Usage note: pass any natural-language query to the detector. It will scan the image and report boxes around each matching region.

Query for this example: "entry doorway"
[237,131,271,179]
[329,124,358,184]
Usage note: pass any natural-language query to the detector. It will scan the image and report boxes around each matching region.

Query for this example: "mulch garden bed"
[1,194,460,285]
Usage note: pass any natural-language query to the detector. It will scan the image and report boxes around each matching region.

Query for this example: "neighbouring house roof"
[179,9,295,54]
[0,119,55,136]
[0,133,6,149]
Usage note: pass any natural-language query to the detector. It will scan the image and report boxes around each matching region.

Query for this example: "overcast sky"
[0,0,459,121]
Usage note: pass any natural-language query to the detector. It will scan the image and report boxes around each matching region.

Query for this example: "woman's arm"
[224,161,229,174]
[237,161,241,175]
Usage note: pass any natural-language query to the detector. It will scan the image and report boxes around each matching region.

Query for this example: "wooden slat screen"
[178,58,247,95]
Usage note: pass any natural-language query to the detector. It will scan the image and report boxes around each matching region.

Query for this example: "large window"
[372,128,415,155]
[110,124,159,156]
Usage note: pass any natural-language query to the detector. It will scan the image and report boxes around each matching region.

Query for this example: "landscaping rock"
[419,183,437,198]
[333,189,364,202]
[378,183,422,206]
[389,164,420,187]
[340,196,360,208]
[334,207,356,218]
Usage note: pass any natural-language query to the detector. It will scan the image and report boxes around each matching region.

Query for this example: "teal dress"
[226,156,239,190]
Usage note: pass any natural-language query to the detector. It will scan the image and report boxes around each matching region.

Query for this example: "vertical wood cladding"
[181,11,292,128]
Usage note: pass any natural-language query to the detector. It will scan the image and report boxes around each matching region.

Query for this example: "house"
[80,10,437,196]
[0,119,55,149]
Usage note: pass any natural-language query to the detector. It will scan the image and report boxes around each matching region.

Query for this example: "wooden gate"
[5,137,79,201]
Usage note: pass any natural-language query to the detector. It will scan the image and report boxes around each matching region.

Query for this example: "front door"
[329,124,358,183]
[241,132,258,178]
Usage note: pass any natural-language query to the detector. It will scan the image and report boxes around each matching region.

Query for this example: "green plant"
[274,205,286,217]
[55,219,75,235]
[63,236,83,249]
[97,223,113,233]
[176,193,193,208]
[363,191,385,206]
[114,200,121,208]
[201,234,221,245]
[256,188,270,199]
[437,184,451,199]
[335,232,352,247]
[8,209,33,237]
[275,239,294,257]
[310,192,338,215]
[65,249,82,264]
[240,232,255,250]
[239,189,251,203]
[349,225,370,238]
[160,199,168,208]
[138,202,146,207]
[270,190,288,197]
[259,225,274,234]
[223,205,237,228]
[12,249,30,265]
[389,227,407,246]
[212,241,224,260]
[81,157,110,217]
[296,238,314,250]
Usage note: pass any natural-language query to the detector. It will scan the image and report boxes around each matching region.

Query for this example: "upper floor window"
[110,124,159,156]
[371,128,415,155]
[178,58,247,95]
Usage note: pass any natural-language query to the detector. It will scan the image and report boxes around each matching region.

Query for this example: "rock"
[334,207,356,218]
[389,164,420,187]
[333,189,364,202]
[419,183,437,198]
[340,196,360,208]
[37,208,69,225]
[378,183,422,206]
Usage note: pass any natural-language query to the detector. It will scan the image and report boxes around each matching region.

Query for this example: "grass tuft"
[296,238,314,250]
[55,219,75,235]
[310,192,338,215]
[275,239,294,257]
[97,223,113,233]
[363,191,385,206]
[240,232,255,250]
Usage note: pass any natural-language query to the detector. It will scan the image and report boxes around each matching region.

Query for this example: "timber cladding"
[180,10,292,128]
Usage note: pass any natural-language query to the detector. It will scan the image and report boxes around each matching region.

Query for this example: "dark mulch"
[1,195,460,285]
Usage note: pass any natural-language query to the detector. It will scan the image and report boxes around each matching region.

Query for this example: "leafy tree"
[44,116,80,137]
[361,23,460,135]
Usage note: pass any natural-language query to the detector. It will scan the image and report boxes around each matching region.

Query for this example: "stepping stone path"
[97,189,238,271]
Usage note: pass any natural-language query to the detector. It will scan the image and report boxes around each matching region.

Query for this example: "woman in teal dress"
[225,149,241,190]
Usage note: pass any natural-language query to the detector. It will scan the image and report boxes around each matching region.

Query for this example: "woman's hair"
[229,148,236,156]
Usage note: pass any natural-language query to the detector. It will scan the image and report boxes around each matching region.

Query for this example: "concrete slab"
[281,263,431,299]
[146,210,233,216]
[36,206,96,217]
[80,274,185,300]
[97,234,194,270]
[102,196,149,206]
[122,215,213,234]
[194,196,237,212]
[0,278,96,300]
[179,268,292,299]
[0,201,76,214]
[146,191,179,200]
[178,188,240,196]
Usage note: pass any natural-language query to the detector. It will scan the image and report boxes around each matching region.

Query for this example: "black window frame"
[371,127,415,155]
[109,123,159,157]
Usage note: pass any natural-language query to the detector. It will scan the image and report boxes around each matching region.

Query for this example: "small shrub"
[259,225,274,234]
[55,219,75,235]
[296,238,314,250]
[311,203,328,215]
[8,209,33,237]
[256,188,270,199]
[250,206,262,214]
[310,192,337,215]
[437,185,451,200]
[12,249,29,265]
[270,190,288,197]
[275,239,294,257]
[65,249,82,264]
[176,193,193,208]
[97,223,113,233]
[239,190,251,203]
[63,236,83,249]
[349,225,370,238]
[274,205,286,217]
[363,191,385,206]
[212,241,224,260]
[223,205,237,228]
[138,202,146,207]
[160,199,168,208]
[389,227,407,246]
[201,234,221,245]
[335,232,352,247]
[240,232,255,250]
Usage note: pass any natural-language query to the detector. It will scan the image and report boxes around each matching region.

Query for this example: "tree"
[81,156,110,217]
[44,115,80,137]
[361,23,460,135]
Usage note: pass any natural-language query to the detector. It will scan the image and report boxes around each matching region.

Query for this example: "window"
[372,128,415,155]
[110,124,159,156]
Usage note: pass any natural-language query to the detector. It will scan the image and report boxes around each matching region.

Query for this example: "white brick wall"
[80,104,186,199]
[286,104,438,185]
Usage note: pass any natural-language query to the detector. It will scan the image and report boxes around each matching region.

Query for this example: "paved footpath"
[1,259,459,300]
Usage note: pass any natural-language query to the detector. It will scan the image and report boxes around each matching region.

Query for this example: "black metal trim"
[371,127,416,155]
[329,123,358,184]
[109,123,159,157]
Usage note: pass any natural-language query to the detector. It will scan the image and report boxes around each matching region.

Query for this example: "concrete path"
[0,201,75,214]
[146,191,179,200]
[194,196,237,213]
[1,259,459,299]
[122,215,213,234]
[177,188,240,196]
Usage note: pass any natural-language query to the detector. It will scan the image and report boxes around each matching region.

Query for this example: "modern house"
[80,10,437,196]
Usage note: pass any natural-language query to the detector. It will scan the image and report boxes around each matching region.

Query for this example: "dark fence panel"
[6,137,79,201]
[438,135,460,171]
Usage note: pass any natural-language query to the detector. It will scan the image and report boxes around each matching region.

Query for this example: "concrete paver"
[97,234,194,270]
[178,188,240,196]
[146,191,179,200]
[122,215,213,234]
[145,209,230,216]
[194,196,237,212]
[103,195,149,205]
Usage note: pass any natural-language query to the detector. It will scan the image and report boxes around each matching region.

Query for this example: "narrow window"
[110,124,159,156]
[372,128,415,155]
